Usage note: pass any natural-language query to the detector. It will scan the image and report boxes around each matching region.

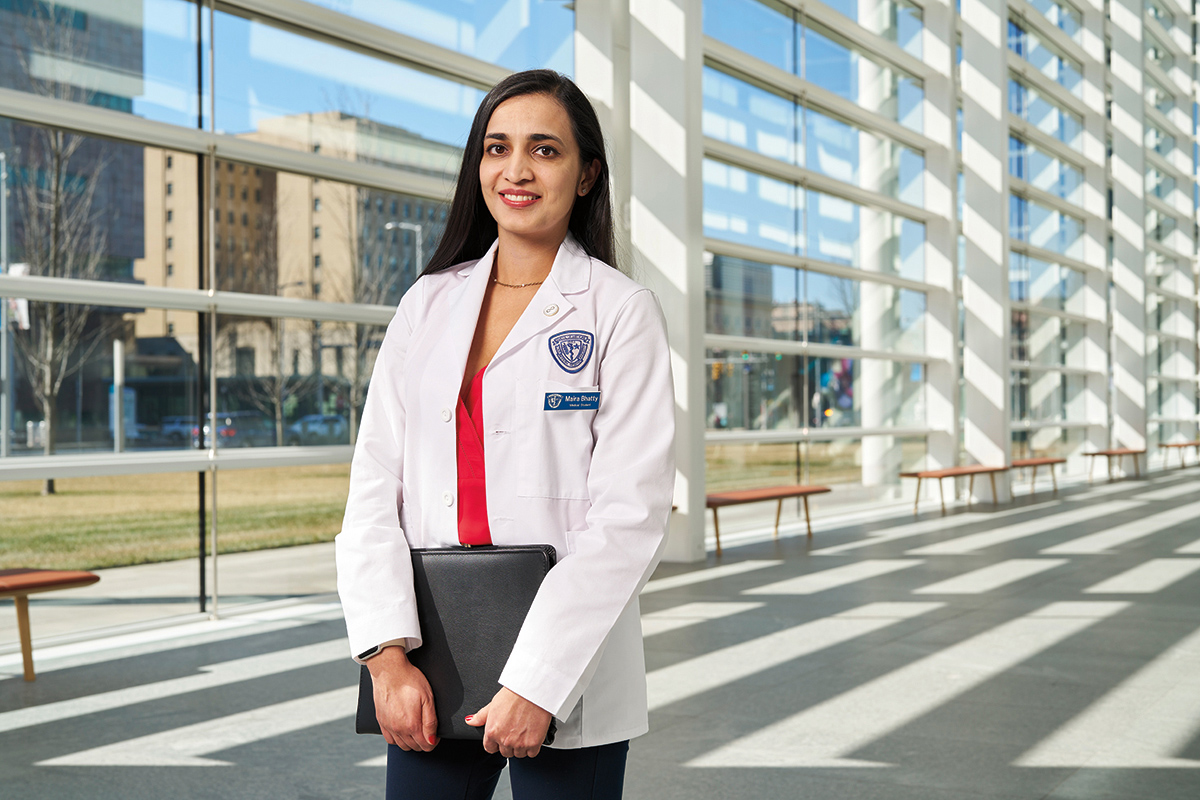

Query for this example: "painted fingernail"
[465,715,473,721]
[428,736,436,744]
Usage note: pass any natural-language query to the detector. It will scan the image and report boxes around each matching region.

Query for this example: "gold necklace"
[492,276,544,288]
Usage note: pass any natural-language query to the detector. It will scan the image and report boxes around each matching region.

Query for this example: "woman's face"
[479,93,600,245]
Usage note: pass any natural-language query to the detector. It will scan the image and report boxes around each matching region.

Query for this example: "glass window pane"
[806,190,926,280]
[706,441,800,491]
[1010,137,1083,206]
[808,357,860,427]
[209,160,442,302]
[214,314,386,448]
[705,254,801,340]
[1,118,156,285]
[213,11,481,175]
[302,0,573,72]
[1010,78,1082,150]
[702,67,797,165]
[1011,427,1086,461]
[1010,20,1083,97]
[805,271,860,347]
[0,0,201,127]
[702,0,796,74]
[802,24,924,133]
[1009,252,1082,312]
[870,360,926,426]
[1010,195,1083,258]
[6,300,201,457]
[816,0,923,57]
[703,159,800,254]
[706,349,803,430]
[805,106,925,207]
[0,472,201,573]
[210,464,346,609]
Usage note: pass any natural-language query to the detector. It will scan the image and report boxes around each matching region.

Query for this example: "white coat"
[335,234,676,748]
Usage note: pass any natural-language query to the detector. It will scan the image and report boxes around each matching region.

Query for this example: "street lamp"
[384,221,423,273]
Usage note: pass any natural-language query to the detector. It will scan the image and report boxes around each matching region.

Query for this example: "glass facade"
[703,0,924,132]
[0,0,572,605]
[0,0,1197,578]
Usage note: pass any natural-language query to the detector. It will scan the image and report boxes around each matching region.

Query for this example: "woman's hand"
[465,687,552,758]
[367,646,439,752]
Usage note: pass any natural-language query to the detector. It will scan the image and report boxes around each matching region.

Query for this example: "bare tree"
[10,125,116,493]
[6,5,121,493]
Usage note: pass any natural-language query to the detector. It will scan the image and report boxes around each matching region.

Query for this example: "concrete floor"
[2,471,1199,799]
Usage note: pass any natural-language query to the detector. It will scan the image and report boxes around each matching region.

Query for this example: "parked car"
[161,416,196,444]
[192,411,277,448]
[285,414,349,446]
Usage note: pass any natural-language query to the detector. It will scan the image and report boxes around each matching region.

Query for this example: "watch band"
[357,645,383,661]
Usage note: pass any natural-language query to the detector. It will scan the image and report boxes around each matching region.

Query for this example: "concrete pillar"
[919,0,958,487]
[578,0,707,561]
[1109,0,1147,452]
[1079,0,1110,469]
[958,0,1011,499]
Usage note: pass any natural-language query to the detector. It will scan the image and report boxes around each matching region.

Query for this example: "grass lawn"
[0,464,351,570]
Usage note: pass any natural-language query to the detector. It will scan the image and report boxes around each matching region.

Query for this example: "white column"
[578,0,707,561]
[958,0,1011,499]
[919,0,958,487]
[1079,0,1111,470]
[1109,0,1147,452]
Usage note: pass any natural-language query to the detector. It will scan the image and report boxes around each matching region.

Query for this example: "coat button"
[543,303,559,316]
[440,407,452,422]
[442,491,454,507]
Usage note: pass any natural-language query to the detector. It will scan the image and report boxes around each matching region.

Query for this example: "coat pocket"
[517,379,598,500]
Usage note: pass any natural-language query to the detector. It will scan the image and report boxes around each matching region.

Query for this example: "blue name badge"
[544,391,600,411]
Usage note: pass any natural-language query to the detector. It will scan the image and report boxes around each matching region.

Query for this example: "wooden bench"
[0,569,100,681]
[900,465,1009,515]
[706,485,831,556]
[1085,448,1146,482]
[1011,457,1066,495]
[1160,441,1200,469]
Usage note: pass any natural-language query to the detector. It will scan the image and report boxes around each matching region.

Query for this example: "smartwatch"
[358,640,405,661]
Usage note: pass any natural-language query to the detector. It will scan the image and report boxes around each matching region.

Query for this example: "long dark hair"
[422,70,616,275]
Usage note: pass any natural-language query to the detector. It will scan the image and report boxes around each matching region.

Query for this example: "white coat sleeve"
[335,281,424,662]
[498,289,676,718]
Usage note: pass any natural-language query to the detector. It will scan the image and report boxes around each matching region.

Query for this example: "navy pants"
[384,738,629,800]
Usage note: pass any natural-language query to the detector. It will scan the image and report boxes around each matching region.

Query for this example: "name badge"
[544,391,600,411]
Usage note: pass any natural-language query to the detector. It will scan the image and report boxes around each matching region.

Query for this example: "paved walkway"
[3,472,1200,799]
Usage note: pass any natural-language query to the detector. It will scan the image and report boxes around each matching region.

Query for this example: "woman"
[335,69,676,800]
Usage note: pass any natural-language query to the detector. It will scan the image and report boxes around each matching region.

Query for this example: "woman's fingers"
[369,649,439,752]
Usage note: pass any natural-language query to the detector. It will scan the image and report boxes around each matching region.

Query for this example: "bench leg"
[1051,464,1058,494]
[989,472,998,505]
[1088,457,1094,484]
[15,595,34,682]
[711,507,722,557]
[913,477,922,515]
[1030,464,1039,494]
[774,498,783,540]
[938,477,946,515]
[803,495,813,539]
[1134,454,1141,479]
[968,474,975,508]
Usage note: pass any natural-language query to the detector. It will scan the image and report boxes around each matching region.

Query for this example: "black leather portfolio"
[356,544,557,741]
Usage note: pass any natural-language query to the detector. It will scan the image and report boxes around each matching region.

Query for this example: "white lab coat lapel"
[424,240,498,401]
[488,235,592,369]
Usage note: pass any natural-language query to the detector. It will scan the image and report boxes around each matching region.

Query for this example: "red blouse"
[456,367,492,545]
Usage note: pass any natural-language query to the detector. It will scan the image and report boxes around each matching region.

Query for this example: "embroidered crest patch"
[548,330,594,374]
